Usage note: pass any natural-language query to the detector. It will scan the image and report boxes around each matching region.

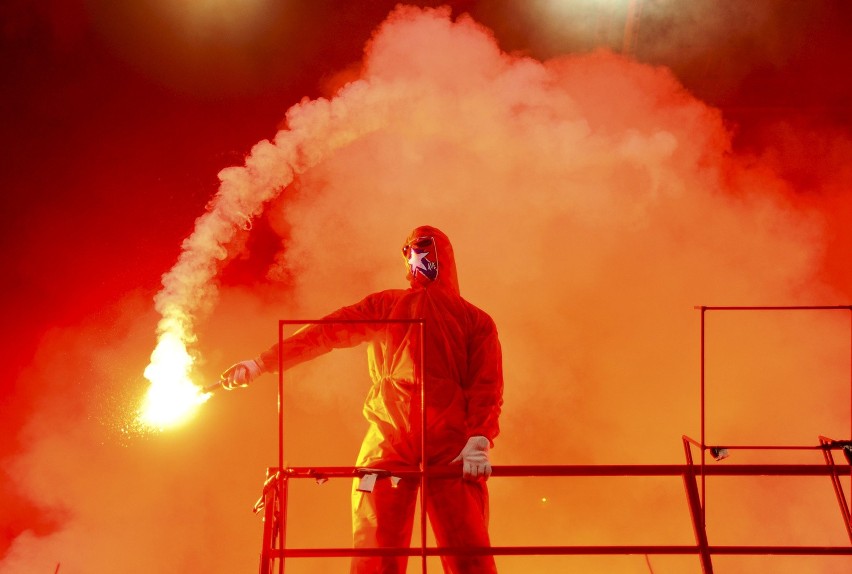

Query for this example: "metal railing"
[256,308,852,573]
[256,455,852,573]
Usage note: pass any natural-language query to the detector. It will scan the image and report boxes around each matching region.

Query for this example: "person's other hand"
[220,359,263,390]
[451,436,491,481]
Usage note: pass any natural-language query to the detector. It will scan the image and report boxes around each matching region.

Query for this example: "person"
[221,225,504,574]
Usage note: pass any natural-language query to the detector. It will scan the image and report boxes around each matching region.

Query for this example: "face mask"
[402,236,438,282]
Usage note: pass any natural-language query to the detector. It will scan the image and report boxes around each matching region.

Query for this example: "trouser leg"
[426,478,497,574]
[350,477,418,574]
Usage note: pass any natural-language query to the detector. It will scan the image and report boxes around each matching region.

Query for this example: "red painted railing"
[256,307,852,573]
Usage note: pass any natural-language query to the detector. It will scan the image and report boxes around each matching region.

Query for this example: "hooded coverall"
[258,226,503,574]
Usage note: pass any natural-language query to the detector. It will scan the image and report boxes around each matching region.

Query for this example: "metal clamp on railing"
[253,470,281,515]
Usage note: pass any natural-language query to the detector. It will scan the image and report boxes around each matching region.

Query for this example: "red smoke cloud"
[3,5,851,574]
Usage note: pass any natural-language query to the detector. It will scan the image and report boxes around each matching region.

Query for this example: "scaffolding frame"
[694,306,852,535]
[257,307,852,573]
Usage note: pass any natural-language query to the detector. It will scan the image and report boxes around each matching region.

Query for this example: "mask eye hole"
[403,236,434,256]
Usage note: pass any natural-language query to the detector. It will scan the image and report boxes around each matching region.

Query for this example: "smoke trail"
[139,73,397,427]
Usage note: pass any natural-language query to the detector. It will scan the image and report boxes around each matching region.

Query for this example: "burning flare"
[139,331,210,430]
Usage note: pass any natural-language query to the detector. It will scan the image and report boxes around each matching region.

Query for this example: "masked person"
[222,225,503,574]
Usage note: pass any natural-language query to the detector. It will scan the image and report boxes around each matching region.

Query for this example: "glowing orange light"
[155,0,273,40]
[139,331,211,430]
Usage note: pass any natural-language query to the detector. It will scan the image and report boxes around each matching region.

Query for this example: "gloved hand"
[220,358,264,390]
[451,436,492,481]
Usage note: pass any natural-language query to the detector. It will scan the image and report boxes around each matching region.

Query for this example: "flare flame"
[139,331,211,430]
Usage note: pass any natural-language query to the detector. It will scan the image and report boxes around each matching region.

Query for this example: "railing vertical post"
[258,469,281,574]
[419,319,428,574]
[683,457,714,573]
[281,472,289,574]
[818,436,852,543]
[699,305,707,525]
[259,479,271,574]
[282,321,287,573]
[278,320,286,573]
[278,320,284,476]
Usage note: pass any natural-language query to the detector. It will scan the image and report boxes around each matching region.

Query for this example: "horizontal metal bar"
[683,437,850,451]
[271,545,852,558]
[277,546,702,558]
[277,464,851,479]
[710,546,852,555]
[278,319,424,324]
[694,305,851,311]
[709,444,839,450]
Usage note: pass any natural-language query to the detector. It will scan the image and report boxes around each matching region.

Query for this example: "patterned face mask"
[402,236,438,282]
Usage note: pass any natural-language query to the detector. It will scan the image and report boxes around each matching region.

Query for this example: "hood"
[403,225,460,294]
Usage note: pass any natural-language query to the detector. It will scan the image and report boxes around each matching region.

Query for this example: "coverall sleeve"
[463,312,504,444]
[258,292,389,373]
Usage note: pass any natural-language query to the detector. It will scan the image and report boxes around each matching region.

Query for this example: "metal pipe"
[274,464,852,478]
[419,318,427,574]
[278,320,286,574]
[269,545,852,559]
[699,306,852,311]
[699,306,706,525]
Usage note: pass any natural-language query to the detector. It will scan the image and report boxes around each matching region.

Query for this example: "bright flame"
[139,331,211,430]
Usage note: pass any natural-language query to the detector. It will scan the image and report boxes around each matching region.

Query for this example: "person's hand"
[220,359,264,390]
[451,436,491,481]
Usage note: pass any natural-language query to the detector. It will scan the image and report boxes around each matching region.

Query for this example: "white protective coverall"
[253,225,504,573]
